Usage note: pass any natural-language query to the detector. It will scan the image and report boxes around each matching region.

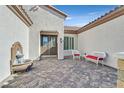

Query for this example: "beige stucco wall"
[64,33,78,56]
[23,6,65,59]
[78,15,124,68]
[0,6,29,82]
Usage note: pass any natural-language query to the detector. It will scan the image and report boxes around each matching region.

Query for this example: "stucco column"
[58,30,64,60]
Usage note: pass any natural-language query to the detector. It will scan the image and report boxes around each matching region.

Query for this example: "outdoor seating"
[84,51,106,66]
[72,50,81,60]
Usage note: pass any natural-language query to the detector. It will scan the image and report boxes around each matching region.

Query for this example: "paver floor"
[2,58,117,88]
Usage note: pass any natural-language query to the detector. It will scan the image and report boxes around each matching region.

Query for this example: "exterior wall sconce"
[60,38,62,43]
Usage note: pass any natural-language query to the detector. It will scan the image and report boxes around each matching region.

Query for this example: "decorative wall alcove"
[10,42,23,73]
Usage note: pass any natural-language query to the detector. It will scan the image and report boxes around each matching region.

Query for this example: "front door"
[41,35,57,56]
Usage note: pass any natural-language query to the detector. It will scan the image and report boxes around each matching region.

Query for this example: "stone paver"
[2,58,117,88]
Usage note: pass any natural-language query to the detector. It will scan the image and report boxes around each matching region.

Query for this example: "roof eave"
[7,5,33,27]
[77,6,124,34]
[45,5,68,18]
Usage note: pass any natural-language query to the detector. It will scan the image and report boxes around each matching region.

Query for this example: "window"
[64,36,74,50]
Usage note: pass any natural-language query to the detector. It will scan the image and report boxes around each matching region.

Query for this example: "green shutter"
[72,37,74,49]
[64,37,67,50]
[69,37,71,50]
[64,36,75,50]
[70,37,72,50]
[64,37,66,50]
[66,37,69,50]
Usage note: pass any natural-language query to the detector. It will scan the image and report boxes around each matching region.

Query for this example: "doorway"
[40,35,57,56]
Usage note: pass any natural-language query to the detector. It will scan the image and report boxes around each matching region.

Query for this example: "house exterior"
[65,6,124,69]
[0,5,67,82]
[0,5,124,83]
[77,6,124,68]
[64,26,79,57]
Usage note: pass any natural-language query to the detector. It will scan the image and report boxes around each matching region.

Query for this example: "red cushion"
[74,54,80,56]
[85,55,103,60]
[64,56,70,59]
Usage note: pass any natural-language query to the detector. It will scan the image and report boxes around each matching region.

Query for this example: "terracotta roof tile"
[77,6,124,33]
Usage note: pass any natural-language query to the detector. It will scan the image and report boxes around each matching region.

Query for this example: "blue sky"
[54,5,117,27]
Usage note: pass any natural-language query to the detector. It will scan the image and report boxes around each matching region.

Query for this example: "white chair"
[84,51,106,66]
[72,50,81,60]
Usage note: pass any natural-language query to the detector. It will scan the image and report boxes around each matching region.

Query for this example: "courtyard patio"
[2,58,117,88]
